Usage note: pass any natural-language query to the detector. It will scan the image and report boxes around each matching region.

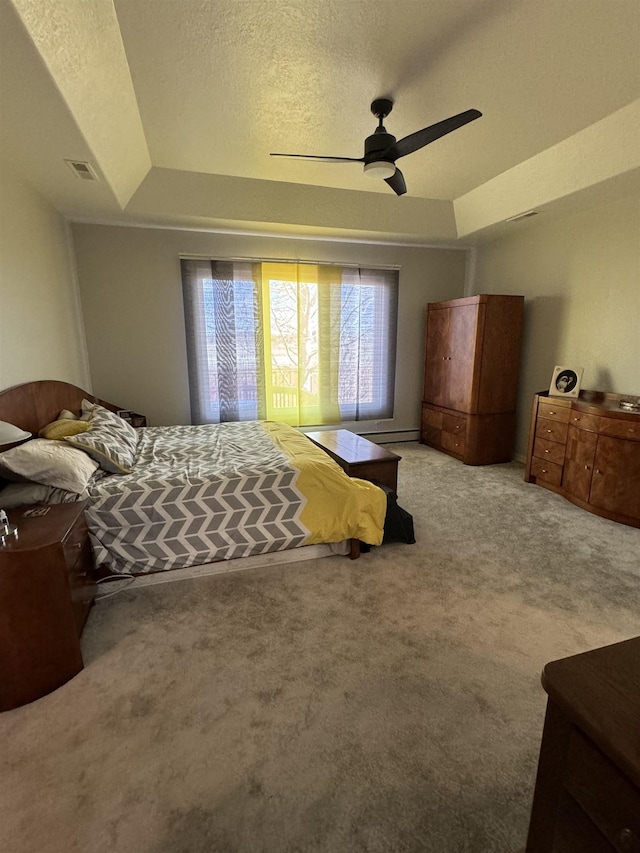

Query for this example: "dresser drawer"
[441,430,465,456]
[555,793,614,852]
[62,514,88,569]
[442,413,467,435]
[598,417,640,441]
[567,411,601,432]
[565,728,640,851]
[535,417,569,445]
[61,512,95,636]
[423,406,443,429]
[530,455,563,486]
[534,436,567,466]
[556,791,616,853]
[422,425,442,446]
[539,401,571,423]
[68,538,93,585]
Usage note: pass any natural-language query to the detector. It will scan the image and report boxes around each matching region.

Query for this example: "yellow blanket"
[262,421,386,546]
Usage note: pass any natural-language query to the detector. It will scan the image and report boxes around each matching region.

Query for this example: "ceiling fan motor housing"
[364,130,396,164]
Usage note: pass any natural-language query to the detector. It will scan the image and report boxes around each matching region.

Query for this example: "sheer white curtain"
[181,258,398,427]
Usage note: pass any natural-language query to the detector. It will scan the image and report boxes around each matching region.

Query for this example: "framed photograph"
[549,365,583,398]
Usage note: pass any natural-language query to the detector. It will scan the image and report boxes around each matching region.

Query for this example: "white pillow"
[0,439,98,494]
[59,408,79,420]
[0,481,80,508]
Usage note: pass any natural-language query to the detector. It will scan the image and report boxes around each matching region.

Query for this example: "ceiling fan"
[271,99,482,196]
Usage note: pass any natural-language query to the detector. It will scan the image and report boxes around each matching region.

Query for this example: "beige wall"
[0,160,90,392]
[4,176,636,460]
[475,191,640,459]
[71,223,468,431]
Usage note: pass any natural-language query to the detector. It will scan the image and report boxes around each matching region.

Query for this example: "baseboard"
[359,429,420,444]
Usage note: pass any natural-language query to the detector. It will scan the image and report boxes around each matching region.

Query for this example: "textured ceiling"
[1,0,639,243]
[113,0,639,200]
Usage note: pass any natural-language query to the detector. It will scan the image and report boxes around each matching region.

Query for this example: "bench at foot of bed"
[305,429,401,494]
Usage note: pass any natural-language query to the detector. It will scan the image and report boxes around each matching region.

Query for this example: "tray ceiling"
[1,0,638,243]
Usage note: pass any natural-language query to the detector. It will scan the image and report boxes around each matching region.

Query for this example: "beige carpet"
[2,443,639,853]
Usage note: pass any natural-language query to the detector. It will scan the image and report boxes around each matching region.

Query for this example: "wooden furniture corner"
[0,502,96,711]
[526,637,640,851]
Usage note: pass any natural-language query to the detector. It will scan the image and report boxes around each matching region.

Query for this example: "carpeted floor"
[2,443,639,853]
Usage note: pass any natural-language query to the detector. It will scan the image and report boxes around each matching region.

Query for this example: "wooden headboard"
[0,380,119,448]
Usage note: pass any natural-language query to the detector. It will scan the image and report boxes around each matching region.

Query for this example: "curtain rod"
[179,254,401,271]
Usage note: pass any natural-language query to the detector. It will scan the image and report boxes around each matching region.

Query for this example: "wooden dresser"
[524,391,640,528]
[526,637,640,851]
[0,502,95,711]
[420,294,524,465]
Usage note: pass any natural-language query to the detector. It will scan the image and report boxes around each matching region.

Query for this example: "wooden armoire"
[420,294,524,465]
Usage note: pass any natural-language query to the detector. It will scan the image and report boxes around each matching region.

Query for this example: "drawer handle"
[542,468,547,473]
[584,465,590,470]
[618,828,637,850]
[547,429,552,433]
[544,449,550,453]
[549,411,555,415]
[455,425,460,430]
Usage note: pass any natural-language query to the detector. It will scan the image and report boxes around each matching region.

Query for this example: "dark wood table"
[526,636,640,851]
[305,429,401,493]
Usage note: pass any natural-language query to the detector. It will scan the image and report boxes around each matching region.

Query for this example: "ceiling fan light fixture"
[271,102,482,197]
[363,161,396,180]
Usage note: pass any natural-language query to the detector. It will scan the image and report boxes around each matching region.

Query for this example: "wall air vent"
[505,210,539,223]
[64,159,99,182]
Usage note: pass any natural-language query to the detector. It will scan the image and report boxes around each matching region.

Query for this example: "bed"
[0,381,386,575]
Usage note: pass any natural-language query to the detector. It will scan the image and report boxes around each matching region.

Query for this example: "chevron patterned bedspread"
[85,420,386,575]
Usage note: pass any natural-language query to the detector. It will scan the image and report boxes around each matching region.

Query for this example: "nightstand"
[526,637,640,850]
[0,502,96,711]
[117,410,147,428]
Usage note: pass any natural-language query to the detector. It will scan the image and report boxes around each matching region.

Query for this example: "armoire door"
[423,307,449,406]
[424,305,479,411]
[446,304,480,411]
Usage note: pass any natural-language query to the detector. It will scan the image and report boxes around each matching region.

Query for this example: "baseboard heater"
[359,429,420,445]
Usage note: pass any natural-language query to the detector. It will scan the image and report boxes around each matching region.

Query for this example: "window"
[181,258,398,427]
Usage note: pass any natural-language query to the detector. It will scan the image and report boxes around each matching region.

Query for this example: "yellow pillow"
[39,418,92,440]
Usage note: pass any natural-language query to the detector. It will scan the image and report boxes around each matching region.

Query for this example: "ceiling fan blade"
[385,168,407,196]
[387,109,482,160]
[270,153,364,163]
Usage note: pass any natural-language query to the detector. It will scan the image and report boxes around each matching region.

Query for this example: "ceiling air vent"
[65,159,99,181]
[505,210,539,223]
